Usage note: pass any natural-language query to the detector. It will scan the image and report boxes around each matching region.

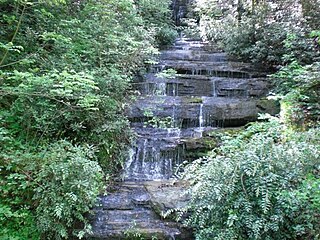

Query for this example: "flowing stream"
[88,35,276,239]
[88,0,278,233]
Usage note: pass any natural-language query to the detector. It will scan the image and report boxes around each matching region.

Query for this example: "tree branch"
[0,3,27,66]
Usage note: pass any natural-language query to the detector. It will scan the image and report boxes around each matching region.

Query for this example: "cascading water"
[199,103,204,128]
[155,82,167,96]
[212,79,217,97]
[124,136,183,181]
[90,32,274,238]
[171,0,192,26]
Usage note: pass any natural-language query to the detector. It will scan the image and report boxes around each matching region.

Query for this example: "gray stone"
[144,180,190,213]
[90,27,279,239]
[89,182,192,240]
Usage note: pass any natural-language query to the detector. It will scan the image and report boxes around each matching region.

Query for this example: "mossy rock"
[257,98,280,116]
[207,127,244,137]
[183,97,203,104]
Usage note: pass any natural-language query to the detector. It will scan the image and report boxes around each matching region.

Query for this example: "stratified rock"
[88,182,193,240]
[144,180,190,214]
[90,34,279,239]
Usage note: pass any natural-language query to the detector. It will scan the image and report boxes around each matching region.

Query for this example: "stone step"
[153,60,266,78]
[92,209,159,223]
[97,193,151,210]
[158,59,252,69]
[161,50,227,62]
[89,181,193,239]
[89,226,181,240]
[133,75,270,98]
[127,96,279,128]
[142,73,268,82]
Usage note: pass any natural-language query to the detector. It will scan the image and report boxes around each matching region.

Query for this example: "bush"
[273,61,320,128]
[192,0,320,67]
[0,203,40,240]
[0,140,104,239]
[135,0,177,47]
[280,174,320,239]
[181,121,320,240]
[34,141,104,239]
[156,27,178,47]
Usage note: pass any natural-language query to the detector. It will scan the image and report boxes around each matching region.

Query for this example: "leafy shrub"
[273,61,320,127]
[0,204,39,240]
[192,0,320,67]
[279,174,320,239]
[156,26,178,47]
[181,121,320,240]
[135,0,177,47]
[0,139,104,239]
[33,141,104,239]
[2,70,101,137]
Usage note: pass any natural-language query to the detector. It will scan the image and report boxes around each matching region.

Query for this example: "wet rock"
[144,180,190,213]
[161,50,227,62]
[90,35,279,239]
[132,193,151,205]
[182,137,216,151]
[127,96,261,127]
[257,98,280,115]
[88,182,193,240]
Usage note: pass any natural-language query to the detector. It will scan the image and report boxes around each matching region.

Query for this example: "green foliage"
[0,138,103,239]
[143,109,174,128]
[0,0,174,238]
[135,0,177,46]
[181,121,320,240]
[0,203,40,240]
[192,0,320,67]
[273,61,320,127]
[279,174,320,239]
[2,70,101,136]
[156,27,179,47]
[156,68,177,79]
[34,141,103,239]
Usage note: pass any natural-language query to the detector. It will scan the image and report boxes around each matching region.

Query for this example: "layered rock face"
[88,38,278,239]
[89,181,191,240]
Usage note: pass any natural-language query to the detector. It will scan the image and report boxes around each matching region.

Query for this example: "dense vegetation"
[1,0,319,239]
[0,0,176,239]
[182,121,320,239]
[178,0,320,239]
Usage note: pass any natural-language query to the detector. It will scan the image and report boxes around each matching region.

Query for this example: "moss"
[184,97,203,104]
[257,98,280,115]
[184,128,245,161]
[207,127,244,137]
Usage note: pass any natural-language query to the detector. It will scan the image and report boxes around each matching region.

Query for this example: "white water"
[172,83,177,96]
[199,103,204,128]
[156,82,166,96]
[212,79,217,97]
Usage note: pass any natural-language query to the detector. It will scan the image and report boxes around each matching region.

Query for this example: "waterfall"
[171,0,191,26]
[199,103,204,128]
[91,32,273,239]
[172,83,177,96]
[212,79,217,97]
[156,82,167,96]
